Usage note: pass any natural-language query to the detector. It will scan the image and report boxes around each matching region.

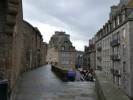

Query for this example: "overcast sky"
[22,0,119,51]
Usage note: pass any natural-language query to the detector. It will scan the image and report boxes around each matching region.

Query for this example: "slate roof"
[49,31,75,51]
[128,10,133,19]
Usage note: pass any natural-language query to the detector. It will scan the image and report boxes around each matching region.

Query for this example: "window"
[123,62,126,72]
[123,45,126,56]
[62,59,69,64]
[61,59,64,64]
[108,49,110,56]
[118,77,121,85]
[122,28,126,39]
[117,46,120,55]
[69,46,72,50]
[69,60,72,64]
[113,46,119,55]
[122,12,125,21]
[113,32,120,40]
[113,47,117,55]
[117,31,120,39]
[106,39,107,45]
[108,25,110,32]
[105,27,107,33]
[113,20,116,28]
[114,76,117,83]
[61,53,64,57]
[65,60,69,64]
[113,34,116,40]
[117,16,120,25]
[61,46,65,50]
[108,37,110,45]
[108,49,109,56]
[105,50,106,57]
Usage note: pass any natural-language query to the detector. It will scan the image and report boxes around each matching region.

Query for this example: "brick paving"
[15,65,96,100]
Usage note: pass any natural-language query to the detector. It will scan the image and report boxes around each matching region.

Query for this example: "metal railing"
[110,39,120,47]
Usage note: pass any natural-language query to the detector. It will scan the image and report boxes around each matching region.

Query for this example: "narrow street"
[15,65,96,100]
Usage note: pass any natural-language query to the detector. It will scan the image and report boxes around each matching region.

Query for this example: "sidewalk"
[15,65,96,100]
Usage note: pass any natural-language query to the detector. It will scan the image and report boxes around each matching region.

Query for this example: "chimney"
[109,6,118,20]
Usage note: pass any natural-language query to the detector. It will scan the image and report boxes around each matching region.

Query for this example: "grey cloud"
[23,0,119,49]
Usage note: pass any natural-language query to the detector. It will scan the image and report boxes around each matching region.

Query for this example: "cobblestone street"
[15,65,96,100]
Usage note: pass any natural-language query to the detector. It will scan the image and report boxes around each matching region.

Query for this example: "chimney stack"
[109,6,118,20]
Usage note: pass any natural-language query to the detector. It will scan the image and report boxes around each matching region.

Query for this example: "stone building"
[94,0,133,98]
[88,38,96,70]
[46,31,76,70]
[22,20,46,70]
[83,38,96,70]
[83,46,89,69]
[75,51,84,69]
[0,0,48,99]
[22,20,33,71]
[0,0,23,99]
[41,42,48,65]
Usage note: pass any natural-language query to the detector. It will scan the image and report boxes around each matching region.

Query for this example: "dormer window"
[105,27,108,33]
[122,28,126,39]
[113,20,116,28]
[65,41,68,43]
[61,46,65,50]
[117,16,120,25]
[122,12,125,22]
[69,46,72,50]
[99,33,101,38]
[104,29,106,35]
[108,25,110,32]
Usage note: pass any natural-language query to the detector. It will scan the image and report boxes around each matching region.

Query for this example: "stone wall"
[51,65,68,81]
[0,0,23,99]
[95,70,130,100]
[11,0,23,90]
[22,20,46,71]
[0,0,48,99]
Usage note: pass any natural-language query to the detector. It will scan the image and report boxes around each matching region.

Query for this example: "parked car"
[67,68,76,81]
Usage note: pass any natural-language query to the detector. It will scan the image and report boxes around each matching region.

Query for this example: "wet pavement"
[15,65,96,100]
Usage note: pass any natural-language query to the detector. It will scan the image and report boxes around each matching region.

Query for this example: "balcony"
[97,47,102,51]
[111,69,121,77]
[110,39,120,47]
[110,54,120,61]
